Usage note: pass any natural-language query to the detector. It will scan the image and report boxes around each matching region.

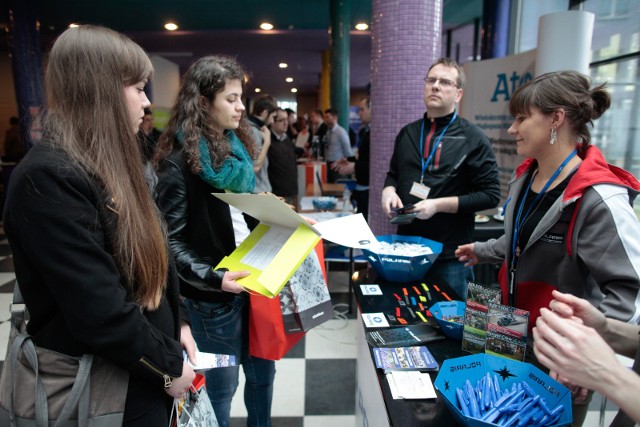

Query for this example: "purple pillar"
[369,0,443,234]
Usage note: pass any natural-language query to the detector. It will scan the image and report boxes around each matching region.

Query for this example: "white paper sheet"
[213,193,317,232]
[240,225,293,270]
[312,213,381,250]
[185,350,237,371]
[386,371,437,399]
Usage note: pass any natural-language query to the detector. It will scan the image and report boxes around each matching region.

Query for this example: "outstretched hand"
[548,290,607,334]
[533,308,620,398]
[454,243,477,267]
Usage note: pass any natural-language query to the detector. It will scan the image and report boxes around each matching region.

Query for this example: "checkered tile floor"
[0,225,623,426]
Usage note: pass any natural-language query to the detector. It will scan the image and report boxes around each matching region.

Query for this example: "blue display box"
[312,196,337,211]
[430,301,465,340]
[434,354,572,427]
[361,235,442,283]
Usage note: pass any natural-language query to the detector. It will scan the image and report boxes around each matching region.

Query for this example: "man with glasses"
[382,57,500,299]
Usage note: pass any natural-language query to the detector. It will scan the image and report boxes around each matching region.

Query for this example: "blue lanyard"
[510,149,577,268]
[419,112,457,183]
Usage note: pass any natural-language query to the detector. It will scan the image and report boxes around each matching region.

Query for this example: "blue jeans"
[428,259,474,300]
[185,297,276,427]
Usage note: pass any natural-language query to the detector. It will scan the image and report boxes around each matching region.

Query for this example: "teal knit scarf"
[177,129,255,193]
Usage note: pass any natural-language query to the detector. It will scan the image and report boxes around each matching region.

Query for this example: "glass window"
[583,0,640,61]
[591,56,639,177]
[278,101,297,112]
[516,0,569,53]
[442,23,479,64]
[582,0,640,216]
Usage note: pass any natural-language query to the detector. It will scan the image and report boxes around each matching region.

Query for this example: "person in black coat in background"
[2,25,196,426]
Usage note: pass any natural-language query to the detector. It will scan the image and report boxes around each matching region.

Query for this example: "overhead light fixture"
[260,22,274,30]
[255,88,262,93]
[164,22,179,31]
[355,22,369,31]
[68,23,80,28]
[279,63,288,69]
[291,88,298,93]
[285,77,293,83]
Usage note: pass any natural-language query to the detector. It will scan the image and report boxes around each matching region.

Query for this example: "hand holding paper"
[212,193,381,298]
[221,270,250,294]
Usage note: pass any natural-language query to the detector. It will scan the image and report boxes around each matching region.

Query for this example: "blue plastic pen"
[456,388,470,417]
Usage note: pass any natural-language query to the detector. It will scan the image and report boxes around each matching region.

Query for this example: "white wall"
[149,55,180,108]
[149,55,180,129]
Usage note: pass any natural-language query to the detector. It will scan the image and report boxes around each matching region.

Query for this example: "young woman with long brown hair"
[3,25,196,425]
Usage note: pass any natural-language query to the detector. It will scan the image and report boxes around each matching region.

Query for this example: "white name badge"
[409,182,430,200]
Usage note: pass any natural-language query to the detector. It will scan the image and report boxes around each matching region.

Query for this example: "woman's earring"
[549,127,557,145]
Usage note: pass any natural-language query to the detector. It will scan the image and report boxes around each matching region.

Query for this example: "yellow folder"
[213,193,321,298]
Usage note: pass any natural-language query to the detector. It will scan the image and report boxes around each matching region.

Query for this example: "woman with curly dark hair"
[155,55,275,427]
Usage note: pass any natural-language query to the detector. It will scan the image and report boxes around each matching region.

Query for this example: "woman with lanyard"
[154,55,276,427]
[455,70,640,427]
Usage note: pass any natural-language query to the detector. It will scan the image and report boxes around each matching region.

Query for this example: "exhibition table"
[354,271,466,427]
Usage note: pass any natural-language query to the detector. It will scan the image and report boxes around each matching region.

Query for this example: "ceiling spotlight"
[279,63,288,69]
[285,77,293,83]
[291,88,298,93]
[260,22,274,30]
[164,22,179,31]
[255,88,262,93]
[355,22,369,31]
[68,23,80,28]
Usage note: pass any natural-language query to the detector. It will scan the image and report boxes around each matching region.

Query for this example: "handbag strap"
[7,334,48,427]
[8,333,94,427]
[7,283,94,427]
[54,354,92,427]
[9,282,26,330]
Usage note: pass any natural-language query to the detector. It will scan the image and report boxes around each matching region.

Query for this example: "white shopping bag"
[171,374,218,427]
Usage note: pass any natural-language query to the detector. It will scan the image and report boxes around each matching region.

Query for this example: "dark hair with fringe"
[509,70,611,151]
[155,55,255,173]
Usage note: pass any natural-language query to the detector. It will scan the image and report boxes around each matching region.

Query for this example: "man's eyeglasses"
[424,77,458,88]
[274,118,288,123]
